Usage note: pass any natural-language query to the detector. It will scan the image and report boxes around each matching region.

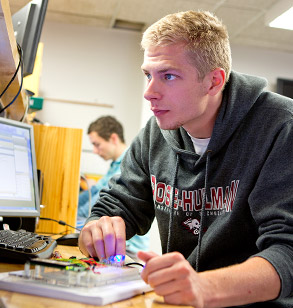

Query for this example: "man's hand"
[138,251,281,308]
[78,216,126,260]
[137,251,206,307]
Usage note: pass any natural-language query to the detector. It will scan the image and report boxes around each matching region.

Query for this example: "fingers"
[139,251,184,284]
[142,251,185,277]
[137,250,158,262]
[138,251,159,283]
[112,216,126,256]
[139,252,201,307]
[97,216,126,259]
[90,223,107,259]
[78,220,97,257]
[79,216,126,260]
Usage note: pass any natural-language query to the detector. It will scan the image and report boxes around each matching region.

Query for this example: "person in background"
[78,11,293,307]
[77,115,150,259]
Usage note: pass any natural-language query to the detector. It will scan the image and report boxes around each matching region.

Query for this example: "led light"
[269,6,293,30]
[101,255,125,266]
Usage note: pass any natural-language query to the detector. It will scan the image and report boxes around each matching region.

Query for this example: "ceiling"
[8,0,293,54]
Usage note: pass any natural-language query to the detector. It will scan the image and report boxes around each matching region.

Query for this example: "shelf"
[0,0,28,120]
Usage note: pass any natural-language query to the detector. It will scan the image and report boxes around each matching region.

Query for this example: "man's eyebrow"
[141,67,179,73]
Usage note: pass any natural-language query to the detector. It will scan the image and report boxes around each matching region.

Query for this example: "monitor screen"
[0,117,40,220]
[12,0,48,77]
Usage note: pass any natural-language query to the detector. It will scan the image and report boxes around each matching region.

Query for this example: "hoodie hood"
[160,70,268,266]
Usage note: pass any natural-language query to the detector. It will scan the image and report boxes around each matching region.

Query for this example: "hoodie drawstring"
[166,149,212,273]
[196,150,212,272]
[166,154,179,253]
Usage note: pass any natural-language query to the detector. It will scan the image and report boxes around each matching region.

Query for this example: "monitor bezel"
[0,117,40,218]
[12,0,48,77]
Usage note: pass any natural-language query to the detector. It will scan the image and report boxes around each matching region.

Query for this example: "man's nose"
[144,79,162,101]
[93,147,99,155]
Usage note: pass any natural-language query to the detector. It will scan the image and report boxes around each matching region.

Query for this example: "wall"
[231,44,293,91]
[36,21,293,175]
[36,21,145,176]
[34,21,293,255]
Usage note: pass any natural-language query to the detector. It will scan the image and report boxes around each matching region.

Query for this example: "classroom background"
[13,4,293,254]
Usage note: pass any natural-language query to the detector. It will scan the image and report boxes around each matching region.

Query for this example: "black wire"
[40,217,81,232]
[0,44,22,99]
[0,44,24,114]
[125,262,144,268]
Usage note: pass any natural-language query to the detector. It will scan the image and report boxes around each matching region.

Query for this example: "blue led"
[101,254,125,266]
[108,255,125,265]
[114,255,125,263]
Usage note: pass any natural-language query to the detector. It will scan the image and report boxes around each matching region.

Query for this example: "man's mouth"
[151,108,168,116]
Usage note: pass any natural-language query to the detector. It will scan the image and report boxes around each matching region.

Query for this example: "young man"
[77,116,149,259]
[78,116,127,219]
[78,11,293,307]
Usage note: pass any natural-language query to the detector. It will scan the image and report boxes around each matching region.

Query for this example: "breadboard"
[0,258,152,305]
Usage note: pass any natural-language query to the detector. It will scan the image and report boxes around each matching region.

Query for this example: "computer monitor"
[0,117,40,231]
[12,0,48,77]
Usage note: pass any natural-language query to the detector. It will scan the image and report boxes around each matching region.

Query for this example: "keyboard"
[0,229,57,263]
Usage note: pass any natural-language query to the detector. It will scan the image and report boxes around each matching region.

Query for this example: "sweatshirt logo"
[183,218,200,235]
[151,175,239,214]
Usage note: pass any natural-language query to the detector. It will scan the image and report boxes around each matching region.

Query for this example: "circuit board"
[0,256,152,305]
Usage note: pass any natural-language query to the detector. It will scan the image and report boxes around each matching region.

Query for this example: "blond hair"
[141,10,232,82]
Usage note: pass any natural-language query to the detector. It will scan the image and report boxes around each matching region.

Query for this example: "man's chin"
[155,118,180,130]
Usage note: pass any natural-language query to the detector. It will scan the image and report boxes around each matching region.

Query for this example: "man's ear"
[109,133,119,144]
[207,68,226,96]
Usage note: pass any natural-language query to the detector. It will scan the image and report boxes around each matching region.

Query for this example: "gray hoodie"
[88,71,293,306]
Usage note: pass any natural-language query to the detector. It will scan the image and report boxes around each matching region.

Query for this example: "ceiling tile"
[7,0,293,54]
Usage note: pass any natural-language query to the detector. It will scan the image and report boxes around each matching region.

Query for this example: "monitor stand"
[0,217,37,232]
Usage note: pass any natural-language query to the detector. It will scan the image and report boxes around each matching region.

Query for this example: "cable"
[40,217,81,232]
[0,44,24,115]
[125,262,144,268]
[0,44,22,99]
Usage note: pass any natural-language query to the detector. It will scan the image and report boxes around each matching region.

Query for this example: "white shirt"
[188,133,210,156]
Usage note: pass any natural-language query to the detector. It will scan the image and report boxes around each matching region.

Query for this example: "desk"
[0,245,192,308]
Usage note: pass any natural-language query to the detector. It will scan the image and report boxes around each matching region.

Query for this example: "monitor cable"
[0,44,22,99]
[0,43,24,115]
[40,217,81,232]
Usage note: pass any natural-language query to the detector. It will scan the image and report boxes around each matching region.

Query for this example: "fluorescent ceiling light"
[266,0,293,30]
[269,6,293,30]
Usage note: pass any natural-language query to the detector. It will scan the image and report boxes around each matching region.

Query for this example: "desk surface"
[0,245,192,308]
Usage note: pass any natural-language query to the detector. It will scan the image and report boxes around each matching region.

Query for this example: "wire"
[0,44,22,99]
[40,217,81,232]
[125,262,144,268]
[0,44,24,115]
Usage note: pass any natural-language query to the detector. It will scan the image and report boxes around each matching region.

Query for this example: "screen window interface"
[0,122,37,214]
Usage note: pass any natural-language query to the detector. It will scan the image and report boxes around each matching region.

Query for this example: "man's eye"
[145,73,152,81]
[165,74,175,80]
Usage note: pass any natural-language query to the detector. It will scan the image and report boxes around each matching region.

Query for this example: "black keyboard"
[0,229,57,263]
